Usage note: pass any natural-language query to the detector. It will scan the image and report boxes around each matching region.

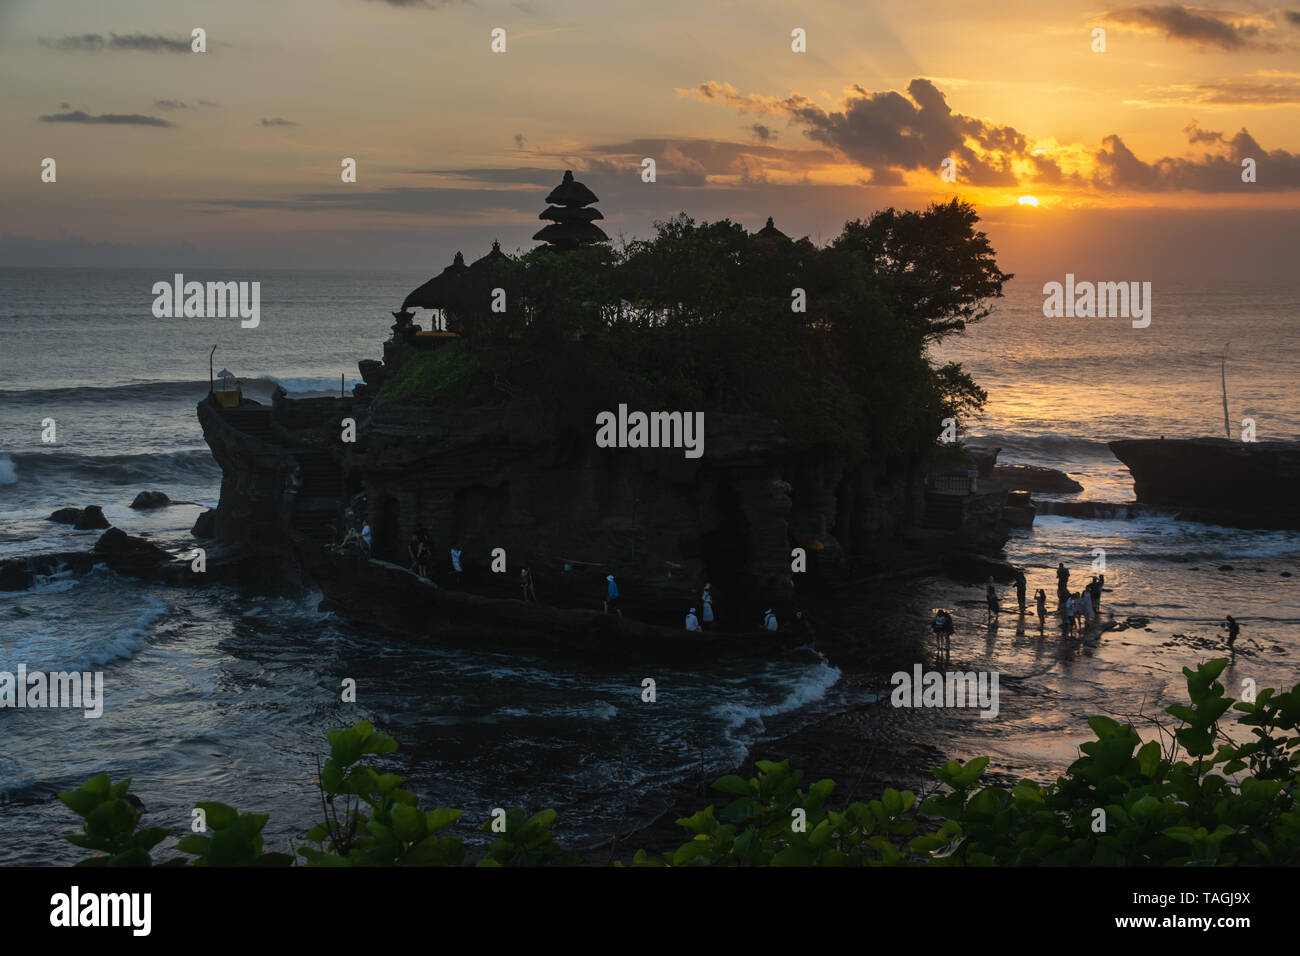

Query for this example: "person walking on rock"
[701,583,715,628]
[604,574,621,616]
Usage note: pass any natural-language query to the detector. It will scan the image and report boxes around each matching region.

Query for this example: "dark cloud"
[201,186,543,215]
[1286,11,1300,26]
[39,110,173,127]
[1102,6,1276,51]
[363,0,468,7]
[513,133,527,149]
[749,123,777,142]
[409,167,561,186]
[588,137,835,185]
[774,78,1030,186]
[1093,125,1300,190]
[40,33,193,53]
[154,99,187,111]
[259,118,299,127]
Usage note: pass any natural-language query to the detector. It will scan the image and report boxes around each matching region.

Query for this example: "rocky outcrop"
[72,506,110,530]
[1110,438,1300,529]
[991,464,1083,494]
[48,507,84,524]
[130,491,171,509]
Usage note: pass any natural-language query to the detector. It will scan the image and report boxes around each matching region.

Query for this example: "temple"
[533,170,608,249]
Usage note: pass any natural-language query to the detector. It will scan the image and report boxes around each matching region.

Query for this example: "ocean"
[1,267,1297,863]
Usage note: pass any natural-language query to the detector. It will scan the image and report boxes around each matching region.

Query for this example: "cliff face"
[349,400,924,616]
[1109,437,1300,529]
[198,384,1014,621]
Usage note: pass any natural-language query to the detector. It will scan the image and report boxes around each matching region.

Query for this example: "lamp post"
[209,345,217,395]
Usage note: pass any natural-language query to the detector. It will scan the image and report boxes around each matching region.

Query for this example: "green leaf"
[712,775,753,795]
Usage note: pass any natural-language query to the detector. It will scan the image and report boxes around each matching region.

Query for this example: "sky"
[2,0,1299,280]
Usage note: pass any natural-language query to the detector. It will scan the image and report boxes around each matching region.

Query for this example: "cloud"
[682,78,1043,187]
[40,33,193,53]
[409,167,561,186]
[259,118,299,127]
[1101,6,1283,51]
[38,110,173,127]
[1125,75,1300,106]
[749,123,777,142]
[1093,124,1300,190]
[514,133,527,149]
[1286,11,1300,26]
[154,99,187,111]
[363,0,468,7]
[588,137,834,183]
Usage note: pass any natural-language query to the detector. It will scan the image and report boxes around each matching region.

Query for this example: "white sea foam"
[0,454,16,485]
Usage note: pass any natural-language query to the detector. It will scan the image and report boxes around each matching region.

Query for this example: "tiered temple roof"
[533,170,609,249]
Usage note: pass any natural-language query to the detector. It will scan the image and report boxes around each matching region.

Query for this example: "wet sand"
[598,571,1267,863]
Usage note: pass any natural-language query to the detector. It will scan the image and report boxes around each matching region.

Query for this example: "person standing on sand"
[701,584,715,628]
[1222,615,1240,652]
[1035,589,1047,627]
[1014,570,1027,614]
[985,577,999,623]
[520,567,536,601]
[360,518,373,557]
[1092,574,1104,610]
[604,574,621,616]
[450,545,463,585]
[763,608,779,631]
[1081,585,1095,623]
[1056,562,1070,600]
[685,607,702,632]
[1064,594,1076,633]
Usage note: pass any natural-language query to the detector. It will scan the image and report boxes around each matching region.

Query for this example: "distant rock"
[1110,437,1300,529]
[991,464,1083,494]
[92,528,174,575]
[48,507,83,524]
[73,506,111,530]
[192,509,216,538]
[0,563,33,591]
[130,491,172,510]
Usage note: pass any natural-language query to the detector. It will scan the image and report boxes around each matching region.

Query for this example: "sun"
[1017,196,1040,207]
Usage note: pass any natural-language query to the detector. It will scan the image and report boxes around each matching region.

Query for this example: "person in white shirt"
[763,608,778,631]
[450,546,463,585]
[701,584,714,627]
[360,520,372,555]
[685,608,701,632]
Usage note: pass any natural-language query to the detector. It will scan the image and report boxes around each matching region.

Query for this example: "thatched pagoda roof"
[754,216,789,241]
[532,221,610,245]
[544,170,599,207]
[539,205,604,222]
[401,251,468,310]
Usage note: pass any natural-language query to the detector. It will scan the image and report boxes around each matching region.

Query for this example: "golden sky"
[3,0,1298,278]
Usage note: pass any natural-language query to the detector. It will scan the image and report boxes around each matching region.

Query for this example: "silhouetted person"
[1223,615,1240,652]
[985,577,999,623]
[1035,588,1047,628]
[604,574,620,616]
[520,567,536,601]
[1014,570,1027,614]
[1056,562,1069,600]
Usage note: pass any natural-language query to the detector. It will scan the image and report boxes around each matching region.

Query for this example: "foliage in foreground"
[59,660,1299,866]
